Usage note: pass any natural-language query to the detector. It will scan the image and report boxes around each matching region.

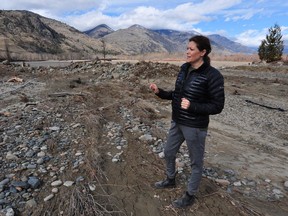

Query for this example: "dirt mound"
[0,61,288,216]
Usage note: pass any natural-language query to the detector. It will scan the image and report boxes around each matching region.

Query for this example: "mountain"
[208,34,255,54]
[86,25,242,55]
[84,24,114,39]
[0,10,120,61]
[0,10,258,61]
[152,29,233,54]
[99,24,181,55]
[152,29,197,51]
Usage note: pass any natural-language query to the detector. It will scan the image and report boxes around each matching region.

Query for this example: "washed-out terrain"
[0,60,288,216]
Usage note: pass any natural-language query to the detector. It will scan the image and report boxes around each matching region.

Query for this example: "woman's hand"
[149,83,159,94]
[181,98,190,109]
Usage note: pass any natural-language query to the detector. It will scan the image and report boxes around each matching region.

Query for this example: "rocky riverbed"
[0,60,288,216]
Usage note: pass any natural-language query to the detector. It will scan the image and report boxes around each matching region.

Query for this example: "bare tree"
[4,39,11,63]
[100,39,106,60]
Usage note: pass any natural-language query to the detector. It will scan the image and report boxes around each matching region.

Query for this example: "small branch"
[48,92,87,97]
[0,79,35,97]
[245,100,285,112]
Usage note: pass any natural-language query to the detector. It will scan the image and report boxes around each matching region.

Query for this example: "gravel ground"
[0,60,288,216]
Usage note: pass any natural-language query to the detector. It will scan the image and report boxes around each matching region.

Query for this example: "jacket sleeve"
[189,71,225,115]
[155,88,173,100]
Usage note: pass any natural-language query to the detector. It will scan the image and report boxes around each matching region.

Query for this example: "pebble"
[28,177,41,189]
[63,181,74,187]
[44,194,54,201]
[51,180,62,187]
[265,179,271,183]
[6,152,19,160]
[158,152,165,158]
[233,181,242,187]
[26,198,37,207]
[139,134,153,141]
[52,188,59,193]
[0,179,10,186]
[215,179,231,186]
[88,183,96,191]
[37,151,46,157]
[272,188,282,195]
[49,126,60,131]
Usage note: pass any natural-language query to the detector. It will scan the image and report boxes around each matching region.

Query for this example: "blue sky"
[1,0,288,48]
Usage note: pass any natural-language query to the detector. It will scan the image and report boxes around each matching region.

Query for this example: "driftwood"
[0,79,34,97]
[48,92,86,97]
[245,100,285,112]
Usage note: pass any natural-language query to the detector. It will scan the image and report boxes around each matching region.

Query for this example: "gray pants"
[164,121,207,195]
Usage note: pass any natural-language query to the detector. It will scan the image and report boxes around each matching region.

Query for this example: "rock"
[51,188,59,193]
[27,164,37,169]
[215,179,230,186]
[6,152,18,160]
[76,176,84,182]
[88,183,96,191]
[0,179,10,186]
[272,188,282,195]
[51,180,62,187]
[63,181,74,187]
[11,181,30,189]
[36,158,44,165]
[26,198,37,208]
[25,150,35,158]
[284,181,288,190]
[44,194,54,202]
[28,177,41,189]
[49,126,60,131]
[139,134,153,141]
[233,181,242,187]
[158,152,165,158]
[1,207,15,216]
[37,151,46,157]
[75,152,82,156]
[265,179,271,183]
[224,169,235,176]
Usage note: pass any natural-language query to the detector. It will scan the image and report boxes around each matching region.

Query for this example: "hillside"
[101,24,180,55]
[86,24,245,55]
[0,10,257,61]
[0,10,120,61]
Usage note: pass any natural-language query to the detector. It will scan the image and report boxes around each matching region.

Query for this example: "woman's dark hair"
[189,35,212,65]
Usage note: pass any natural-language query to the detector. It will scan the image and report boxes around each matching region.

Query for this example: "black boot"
[172,191,195,208]
[154,177,176,189]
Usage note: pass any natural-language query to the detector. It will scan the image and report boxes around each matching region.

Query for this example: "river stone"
[44,194,54,202]
[51,180,62,187]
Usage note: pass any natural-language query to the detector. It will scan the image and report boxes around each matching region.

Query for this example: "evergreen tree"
[258,24,284,62]
[258,40,266,61]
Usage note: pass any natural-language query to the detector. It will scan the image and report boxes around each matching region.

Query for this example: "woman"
[150,35,225,208]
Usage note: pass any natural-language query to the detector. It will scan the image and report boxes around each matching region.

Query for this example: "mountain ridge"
[1,10,258,61]
[85,24,255,55]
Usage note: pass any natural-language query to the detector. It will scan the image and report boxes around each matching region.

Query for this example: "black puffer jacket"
[156,62,225,128]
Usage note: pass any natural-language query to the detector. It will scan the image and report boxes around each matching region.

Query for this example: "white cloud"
[64,0,244,31]
[1,0,288,48]
[235,26,288,47]
[235,29,267,47]
[224,8,264,21]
